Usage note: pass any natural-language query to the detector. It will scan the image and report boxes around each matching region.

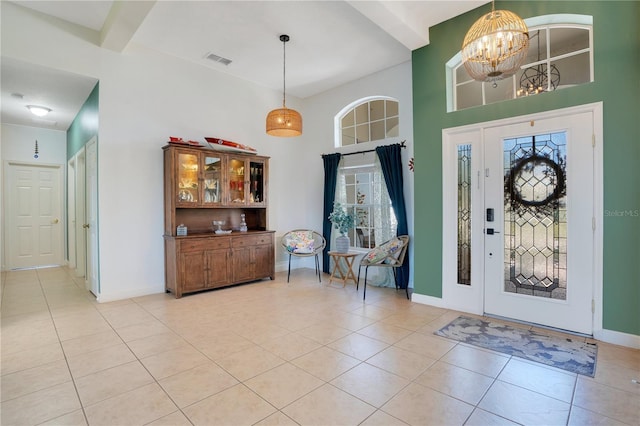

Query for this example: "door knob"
[83,224,90,229]
[52,218,59,224]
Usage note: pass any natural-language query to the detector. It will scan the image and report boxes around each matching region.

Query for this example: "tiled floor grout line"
[36,267,92,426]
[89,296,200,425]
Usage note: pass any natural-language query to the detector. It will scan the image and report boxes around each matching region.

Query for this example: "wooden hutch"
[163,144,274,298]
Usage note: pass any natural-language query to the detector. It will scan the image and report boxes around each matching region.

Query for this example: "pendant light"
[266,34,302,137]
[517,30,560,97]
[461,0,529,83]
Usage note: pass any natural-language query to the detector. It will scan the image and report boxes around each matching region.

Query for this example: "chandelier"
[461,1,529,82]
[517,30,560,97]
[266,34,302,137]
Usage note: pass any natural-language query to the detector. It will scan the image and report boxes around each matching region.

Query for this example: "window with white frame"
[339,98,399,147]
[336,158,397,250]
[448,16,593,112]
[334,97,400,251]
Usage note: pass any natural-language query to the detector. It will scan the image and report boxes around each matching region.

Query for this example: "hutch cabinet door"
[206,249,231,287]
[176,150,200,206]
[226,155,269,206]
[253,244,274,279]
[231,246,254,282]
[227,156,247,205]
[248,158,267,206]
[179,251,207,292]
[202,153,224,206]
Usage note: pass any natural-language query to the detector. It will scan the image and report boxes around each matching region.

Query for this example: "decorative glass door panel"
[503,134,567,299]
[484,113,594,335]
[203,154,222,205]
[177,152,198,204]
[228,157,246,204]
[249,160,265,204]
[458,144,472,285]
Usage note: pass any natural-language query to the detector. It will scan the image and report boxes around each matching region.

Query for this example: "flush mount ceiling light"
[26,105,52,117]
[461,0,529,83]
[266,34,302,137]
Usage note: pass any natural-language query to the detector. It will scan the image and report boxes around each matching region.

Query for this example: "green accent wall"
[412,1,640,335]
[67,82,99,158]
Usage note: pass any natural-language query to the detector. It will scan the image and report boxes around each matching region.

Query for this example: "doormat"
[435,316,597,377]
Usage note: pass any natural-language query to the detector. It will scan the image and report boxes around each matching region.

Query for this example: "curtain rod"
[322,140,406,158]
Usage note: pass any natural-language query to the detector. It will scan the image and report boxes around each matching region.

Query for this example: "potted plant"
[329,202,355,253]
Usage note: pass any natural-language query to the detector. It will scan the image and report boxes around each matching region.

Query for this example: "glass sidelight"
[457,144,472,285]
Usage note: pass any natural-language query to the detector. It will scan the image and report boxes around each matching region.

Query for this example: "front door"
[442,105,601,336]
[483,112,595,335]
[6,162,63,269]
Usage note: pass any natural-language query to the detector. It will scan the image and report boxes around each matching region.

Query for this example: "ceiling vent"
[205,52,232,66]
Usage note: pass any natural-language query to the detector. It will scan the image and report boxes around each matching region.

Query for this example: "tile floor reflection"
[1,267,639,425]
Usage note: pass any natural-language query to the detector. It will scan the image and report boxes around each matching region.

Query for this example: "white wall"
[1,2,414,299]
[1,124,67,164]
[1,123,67,270]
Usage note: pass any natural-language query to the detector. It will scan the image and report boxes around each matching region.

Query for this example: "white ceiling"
[2,0,487,130]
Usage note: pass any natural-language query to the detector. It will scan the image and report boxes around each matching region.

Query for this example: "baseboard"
[594,328,640,349]
[96,284,164,303]
[411,292,447,308]
[275,260,289,273]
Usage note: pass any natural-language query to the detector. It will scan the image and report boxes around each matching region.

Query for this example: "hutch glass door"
[228,157,246,204]
[249,160,265,205]
[203,154,222,205]
[177,152,198,205]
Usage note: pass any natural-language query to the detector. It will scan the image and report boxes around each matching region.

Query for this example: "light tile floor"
[1,267,639,425]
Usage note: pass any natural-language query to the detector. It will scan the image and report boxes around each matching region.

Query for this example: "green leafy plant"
[329,202,355,235]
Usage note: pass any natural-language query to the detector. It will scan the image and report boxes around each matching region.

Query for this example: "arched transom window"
[447,15,593,112]
[337,97,399,147]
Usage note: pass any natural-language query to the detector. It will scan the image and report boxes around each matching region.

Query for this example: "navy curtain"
[376,144,409,289]
[322,153,341,272]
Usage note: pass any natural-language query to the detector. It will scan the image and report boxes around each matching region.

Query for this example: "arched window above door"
[336,97,399,147]
[447,15,593,112]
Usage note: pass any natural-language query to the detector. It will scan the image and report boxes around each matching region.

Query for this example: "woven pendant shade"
[266,107,302,137]
[462,5,529,82]
[266,34,302,137]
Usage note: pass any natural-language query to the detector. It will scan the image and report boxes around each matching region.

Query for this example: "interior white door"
[85,138,99,296]
[483,112,594,334]
[6,162,63,269]
[75,149,86,278]
[67,158,77,269]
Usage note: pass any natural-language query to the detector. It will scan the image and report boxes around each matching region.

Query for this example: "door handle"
[83,224,90,229]
[486,228,500,235]
[52,218,59,224]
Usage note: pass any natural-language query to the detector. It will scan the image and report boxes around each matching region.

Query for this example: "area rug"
[435,316,597,376]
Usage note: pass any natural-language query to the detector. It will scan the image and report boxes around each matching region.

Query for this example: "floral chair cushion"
[285,231,315,254]
[364,237,404,265]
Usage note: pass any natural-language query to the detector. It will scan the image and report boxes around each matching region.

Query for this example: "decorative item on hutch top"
[329,202,355,253]
[461,0,529,84]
